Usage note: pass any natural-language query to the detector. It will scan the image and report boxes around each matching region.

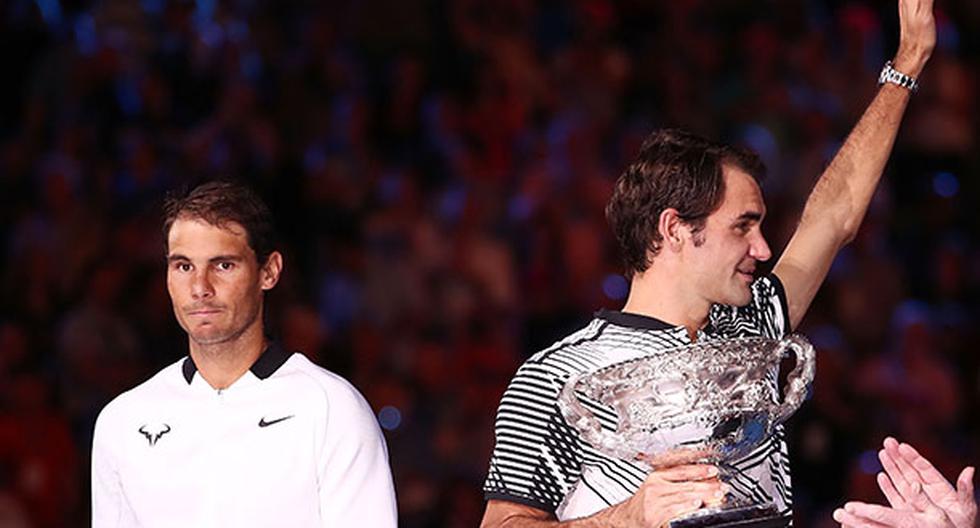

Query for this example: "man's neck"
[188,324,267,390]
[622,269,710,340]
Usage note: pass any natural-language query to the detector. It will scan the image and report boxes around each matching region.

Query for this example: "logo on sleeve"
[258,415,294,428]
[138,424,172,446]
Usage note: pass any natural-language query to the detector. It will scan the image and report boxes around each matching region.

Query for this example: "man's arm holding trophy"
[480,0,937,526]
[482,465,725,528]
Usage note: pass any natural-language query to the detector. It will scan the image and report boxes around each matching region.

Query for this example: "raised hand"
[894,0,936,76]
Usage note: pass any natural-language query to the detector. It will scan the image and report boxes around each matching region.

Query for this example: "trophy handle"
[773,334,815,425]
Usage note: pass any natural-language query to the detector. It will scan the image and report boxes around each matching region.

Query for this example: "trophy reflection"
[558,334,815,528]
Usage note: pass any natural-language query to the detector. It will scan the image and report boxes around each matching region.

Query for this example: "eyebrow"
[166,254,246,263]
[734,211,764,223]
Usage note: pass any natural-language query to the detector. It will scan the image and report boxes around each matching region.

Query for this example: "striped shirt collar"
[595,308,674,331]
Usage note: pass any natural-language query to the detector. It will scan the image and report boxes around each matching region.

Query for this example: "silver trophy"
[558,334,815,528]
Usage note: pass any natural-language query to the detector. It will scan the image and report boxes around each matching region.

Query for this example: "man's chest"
[114,395,321,525]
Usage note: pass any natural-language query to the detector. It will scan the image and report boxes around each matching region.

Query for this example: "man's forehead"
[167,217,252,254]
[721,166,766,216]
[170,216,247,237]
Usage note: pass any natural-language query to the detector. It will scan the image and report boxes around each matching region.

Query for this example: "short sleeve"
[482,361,583,514]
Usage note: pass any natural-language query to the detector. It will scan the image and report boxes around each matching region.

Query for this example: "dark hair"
[163,181,278,264]
[606,129,765,278]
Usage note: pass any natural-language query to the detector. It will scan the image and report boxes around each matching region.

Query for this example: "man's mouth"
[187,307,222,316]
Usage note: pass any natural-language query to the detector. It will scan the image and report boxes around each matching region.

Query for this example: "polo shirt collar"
[181,342,293,385]
[595,308,675,331]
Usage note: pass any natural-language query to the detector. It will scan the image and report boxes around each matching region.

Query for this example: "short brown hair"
[606,129,765,278]
[163,181,278,264]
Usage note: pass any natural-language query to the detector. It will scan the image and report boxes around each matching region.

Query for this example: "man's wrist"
[892,49,930,78]
[879,60,921,92]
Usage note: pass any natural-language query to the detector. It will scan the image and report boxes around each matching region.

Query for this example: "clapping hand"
[833,438,976,528]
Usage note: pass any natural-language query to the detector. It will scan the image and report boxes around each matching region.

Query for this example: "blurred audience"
[0,0,977,526]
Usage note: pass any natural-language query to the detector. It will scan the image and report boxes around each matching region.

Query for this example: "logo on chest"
[258,414,294,428]
[138,424,172,446]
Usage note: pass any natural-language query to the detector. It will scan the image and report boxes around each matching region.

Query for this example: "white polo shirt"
[91,344,397,527]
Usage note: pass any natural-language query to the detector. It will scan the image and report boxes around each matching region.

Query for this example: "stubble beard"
[186,303,262,355]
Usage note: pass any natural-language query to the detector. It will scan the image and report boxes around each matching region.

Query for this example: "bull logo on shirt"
[138,424,172,446]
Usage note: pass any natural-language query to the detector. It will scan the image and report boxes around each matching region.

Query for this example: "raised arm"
[773,0,935,329]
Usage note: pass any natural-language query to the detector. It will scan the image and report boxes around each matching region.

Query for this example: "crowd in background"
[1,0,977,526]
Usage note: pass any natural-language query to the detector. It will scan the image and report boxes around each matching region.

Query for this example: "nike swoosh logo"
[258,415,294,428]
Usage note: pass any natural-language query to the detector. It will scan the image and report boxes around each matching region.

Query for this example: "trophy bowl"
[557,334,815,527]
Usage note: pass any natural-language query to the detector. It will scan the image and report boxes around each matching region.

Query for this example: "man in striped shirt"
[481,0,936,526]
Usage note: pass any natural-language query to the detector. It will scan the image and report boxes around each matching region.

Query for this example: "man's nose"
[750,231,772,262]
[191,271,214,299]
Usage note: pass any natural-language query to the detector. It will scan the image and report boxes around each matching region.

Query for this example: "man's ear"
[657,208,685,252]
[260,251,283,291]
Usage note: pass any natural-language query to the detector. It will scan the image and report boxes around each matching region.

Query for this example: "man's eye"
[217,262,235,271]
[175,263,192,272]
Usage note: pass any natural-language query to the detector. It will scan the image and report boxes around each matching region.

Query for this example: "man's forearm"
[491,515,602,528]
[798,82,912,243]
[484,503,621,528]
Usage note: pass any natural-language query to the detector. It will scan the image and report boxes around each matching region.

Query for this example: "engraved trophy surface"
[558,334,815,528]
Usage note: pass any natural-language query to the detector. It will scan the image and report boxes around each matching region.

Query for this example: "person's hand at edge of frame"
[832,437,976,528]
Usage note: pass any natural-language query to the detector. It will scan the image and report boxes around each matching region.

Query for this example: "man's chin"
[189,330,234,346]
[724,287,754,307]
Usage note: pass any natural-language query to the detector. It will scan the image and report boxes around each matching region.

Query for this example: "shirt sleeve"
[710,274,792,339]
[483,361,583,515]
[752,274,791,337]
[91,405,138,528]
[316,382,397,527]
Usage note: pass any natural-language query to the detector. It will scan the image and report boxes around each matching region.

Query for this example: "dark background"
[0,0,977,526]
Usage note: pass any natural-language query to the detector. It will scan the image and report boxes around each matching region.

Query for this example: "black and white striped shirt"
[484,275,794,521]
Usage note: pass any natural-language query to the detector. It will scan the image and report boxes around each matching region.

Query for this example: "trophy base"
[669,504,790,528]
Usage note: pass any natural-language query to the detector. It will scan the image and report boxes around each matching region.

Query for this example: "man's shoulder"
[514,318,620,382]
[274,354,374,416]
[526,318,604,357]
[95,359,185,430]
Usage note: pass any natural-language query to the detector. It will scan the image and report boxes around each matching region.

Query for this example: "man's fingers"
[896,442,963,510]
[898,442,949,487]
[957,466,977,519]
[876,472,907,509]
[659,495,707,526]
[956,466,975,500]
[905,480,931,510]
[889,447,921,483]
[833,506,892,528]
[648,479,726,500]
[651,464,719,482]
[879,448,914,496]
[844,501,917,527]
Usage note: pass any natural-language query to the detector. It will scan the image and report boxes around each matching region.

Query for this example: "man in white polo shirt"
[91,181,397,527]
